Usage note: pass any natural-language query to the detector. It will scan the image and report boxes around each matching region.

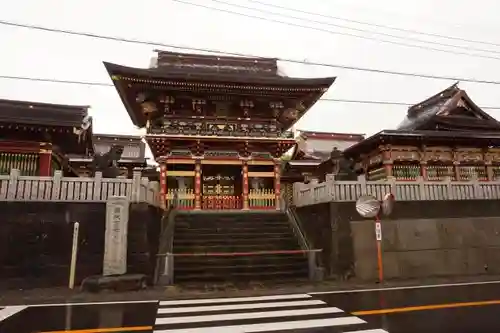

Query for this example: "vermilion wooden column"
[382,149,393,178]
[420,161,428,180]
[195,161,201,210]
[159,163,167,209]
[274,161,281,210]
[39,143,52,176]
[242,162,249,210]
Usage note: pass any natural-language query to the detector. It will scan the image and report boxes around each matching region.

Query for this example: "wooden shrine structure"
[105,51,335,210]
[343,83,500,182]
[0,99,93,176]
[284,131,365,182]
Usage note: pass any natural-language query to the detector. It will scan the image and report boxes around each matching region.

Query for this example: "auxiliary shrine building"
[105,51,335,210]
[344,83,500,182]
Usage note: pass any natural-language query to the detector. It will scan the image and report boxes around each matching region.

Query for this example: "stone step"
[175,261,306,274]
[171,212,307,283]
[174,268,309,283]
[173,231,292,240]
[173,237,297,246]
[175,221,290,229]
[175,214,289,224]
[174,226,291,234]
[173,254,308,267]
[174,242,299,253]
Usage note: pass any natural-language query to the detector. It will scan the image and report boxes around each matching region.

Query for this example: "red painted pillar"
[39,143,52,176]
[274,161,281,210]
[195,161,201,210]
[159,162,167,209]
[242,162,249,210]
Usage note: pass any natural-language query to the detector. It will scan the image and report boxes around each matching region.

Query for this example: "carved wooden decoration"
[369,153,383,166]
[160,95,175,114]
[269,101,284,118]
[485,148,500,164]
[455,148,483,163]
[192,99,206,114]
[240,100,254,118]
[390,149,420,161]
[424,147,453,162]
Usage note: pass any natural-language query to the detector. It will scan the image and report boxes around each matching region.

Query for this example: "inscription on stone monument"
[103,196,129,276]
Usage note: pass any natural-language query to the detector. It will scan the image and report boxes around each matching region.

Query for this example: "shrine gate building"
[105,51,335,210]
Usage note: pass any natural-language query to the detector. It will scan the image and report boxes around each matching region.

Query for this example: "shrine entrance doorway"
[201,164,242,210]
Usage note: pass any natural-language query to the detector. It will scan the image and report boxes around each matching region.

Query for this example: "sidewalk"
[1,275,500,306]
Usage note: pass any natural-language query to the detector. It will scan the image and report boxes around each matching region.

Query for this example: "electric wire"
[172,0,500,61]
[2,74,500,110]
[1,19,500,85]
[248,0,500,48]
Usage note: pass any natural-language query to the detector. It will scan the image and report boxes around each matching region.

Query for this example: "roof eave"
[103,62,145,128]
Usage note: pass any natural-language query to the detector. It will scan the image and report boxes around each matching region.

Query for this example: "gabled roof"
[104,51,336,130]
[103,61,335,88]
[292,131,365,162]
[299,131,365,141]
[397,83,500,132]
[0,98,91,127]
[154,50,280,77]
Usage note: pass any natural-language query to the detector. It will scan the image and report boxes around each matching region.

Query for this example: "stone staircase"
[172,211,309,283]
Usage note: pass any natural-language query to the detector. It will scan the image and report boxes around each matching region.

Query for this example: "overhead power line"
[172,0,500,61]
[1,19,500,85]
[205,0,500,57]
[248,0,500,48]
[2,74,500,110]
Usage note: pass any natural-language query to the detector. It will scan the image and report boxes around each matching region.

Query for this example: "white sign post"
[68,222,79,289]
[375,222,382,241]
[103,196,130,276]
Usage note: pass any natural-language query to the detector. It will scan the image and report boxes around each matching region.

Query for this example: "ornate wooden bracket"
[240,100,254,118]
[160,95,175,114]
[192,99,206,114]
[269,101,284,118]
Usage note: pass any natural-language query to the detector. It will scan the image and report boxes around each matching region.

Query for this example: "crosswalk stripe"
[0,306,28,322]
[159,294,311,306]
[155,317,366,332]
[155,306,343,325]
[158,300,325,314]
[344,328,389,333]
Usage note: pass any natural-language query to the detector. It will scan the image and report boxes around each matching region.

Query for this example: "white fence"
[0,169,160,206]
[293,175,500,207]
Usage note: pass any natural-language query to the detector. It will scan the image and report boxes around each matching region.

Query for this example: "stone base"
[81,274,147,293]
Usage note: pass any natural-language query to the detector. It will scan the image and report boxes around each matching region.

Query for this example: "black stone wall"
[0,202,161,290]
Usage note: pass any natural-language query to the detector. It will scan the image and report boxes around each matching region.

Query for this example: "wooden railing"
[293,175,500,207]
[166,189,195,210]
[0,169,160,205]
[249,189,276,209]
[203,195,241,210]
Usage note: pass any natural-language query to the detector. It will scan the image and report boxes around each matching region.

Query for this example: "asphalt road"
[2,281,500,332]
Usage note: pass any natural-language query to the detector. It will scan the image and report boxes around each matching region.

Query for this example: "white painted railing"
[0,169,160,206]
[293,175,500,207]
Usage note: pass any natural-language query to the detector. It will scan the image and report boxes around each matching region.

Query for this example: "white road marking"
[159,294,311,306]
[155,316,366,332]
[0,300,158,308]
[0,306,28,322]
[158,300,325,314]
[155,306,343,325]
[309,279,500,295]
[344,328,389,333]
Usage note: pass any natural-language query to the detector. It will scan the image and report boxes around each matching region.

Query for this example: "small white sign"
[375,222,382,241]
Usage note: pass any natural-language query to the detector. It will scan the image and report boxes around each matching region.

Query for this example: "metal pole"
[307,251,316,281]
[69,222,79,289]
[374,215,384,283]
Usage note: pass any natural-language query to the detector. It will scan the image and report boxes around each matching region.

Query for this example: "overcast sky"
[2,0,500,143]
